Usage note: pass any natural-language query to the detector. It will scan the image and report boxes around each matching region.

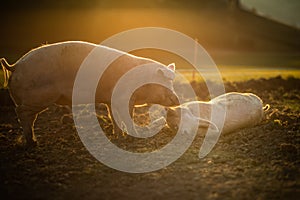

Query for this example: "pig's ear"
[167,63,176,71]
[196,117,219,132]
[156,67,175,80]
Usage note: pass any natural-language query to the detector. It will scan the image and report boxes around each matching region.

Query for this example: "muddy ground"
[0,76,299,200]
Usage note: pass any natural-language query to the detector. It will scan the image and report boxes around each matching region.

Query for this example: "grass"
[178,67,300,82]
[282,99,300,112]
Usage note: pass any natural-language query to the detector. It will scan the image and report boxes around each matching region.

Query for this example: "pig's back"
[14,41,97,74]
[9,42,99,105]
[219,93,264,133]
[9,41,162,105]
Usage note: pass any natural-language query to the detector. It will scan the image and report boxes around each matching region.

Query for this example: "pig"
[1,41,178,146]
[131,103,219,138]
[167,92,270,134]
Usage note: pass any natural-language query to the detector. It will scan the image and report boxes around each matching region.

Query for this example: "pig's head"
[133,63,179,107]
[166,106,181,130]
[166,105,219,132]
[166,106,197,131]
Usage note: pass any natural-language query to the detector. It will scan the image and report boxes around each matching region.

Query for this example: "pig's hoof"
[14,138,38,150]
[25,140,38,148]
[18,136,38,147]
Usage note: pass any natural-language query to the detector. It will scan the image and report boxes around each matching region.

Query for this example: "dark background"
[0,0,299,67]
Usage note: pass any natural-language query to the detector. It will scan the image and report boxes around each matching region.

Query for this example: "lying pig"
[1,41,178,146]
[167,92,270,134]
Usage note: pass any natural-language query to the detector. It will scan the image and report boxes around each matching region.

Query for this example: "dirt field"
[0,76,299,200]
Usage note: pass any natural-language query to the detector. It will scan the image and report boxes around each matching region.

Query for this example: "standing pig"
[167,92,270,134]
[1,41,178,146]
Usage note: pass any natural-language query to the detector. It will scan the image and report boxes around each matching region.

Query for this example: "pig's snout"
[171,93,180,105]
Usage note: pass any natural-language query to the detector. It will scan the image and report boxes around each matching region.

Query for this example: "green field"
[177,66,300,82]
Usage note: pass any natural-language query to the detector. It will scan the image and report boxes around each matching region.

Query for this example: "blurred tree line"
[2,0,227,10]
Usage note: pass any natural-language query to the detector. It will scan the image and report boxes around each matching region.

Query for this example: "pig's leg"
[124,101,135,135]
[107,104,122,135]
[107,101,134,136]
[15,105,42,146]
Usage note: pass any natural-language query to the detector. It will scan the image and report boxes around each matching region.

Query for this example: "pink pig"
[1,41,178,146]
